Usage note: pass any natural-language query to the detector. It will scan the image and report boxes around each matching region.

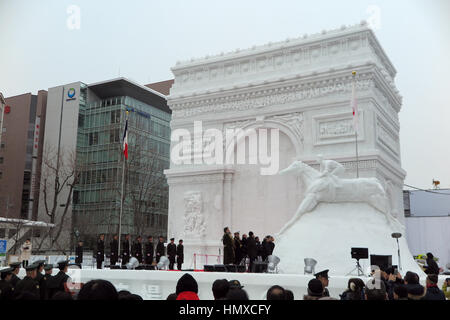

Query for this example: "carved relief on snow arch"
[183,191,206,239]
[222,112,304,149]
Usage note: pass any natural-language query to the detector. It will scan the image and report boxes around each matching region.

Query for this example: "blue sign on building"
[0,240,7,256]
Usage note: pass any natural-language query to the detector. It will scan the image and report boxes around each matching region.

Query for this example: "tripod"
[346,258,364,276]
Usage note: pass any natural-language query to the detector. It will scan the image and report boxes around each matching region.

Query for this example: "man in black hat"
[132,236,143,263]
[97,234,105,269]
[75,240,83,266]
[156,236,165,263]
[47,260,70,299]
[167,238,177,270]
[41,264,53,300]
[144,236,154,266]
[304,279,324,300]
[110,234,119,266]
[34,260,47,300]
[176,239,184,270]
[314,269,330,297]
[0,267,15,300]
[14,263,40,299]
[9,262,21,288]
[121,234,131,265]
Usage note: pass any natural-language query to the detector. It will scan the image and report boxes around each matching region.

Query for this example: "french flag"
[123,117,128,160]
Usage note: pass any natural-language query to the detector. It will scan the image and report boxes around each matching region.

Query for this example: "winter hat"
[307,279,324,297]
[176,291,200,300]
[176,273,198,295]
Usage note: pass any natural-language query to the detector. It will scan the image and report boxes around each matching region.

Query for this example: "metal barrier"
[193,253,222,270]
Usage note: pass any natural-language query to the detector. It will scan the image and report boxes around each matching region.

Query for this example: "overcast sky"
[0,0,449,189]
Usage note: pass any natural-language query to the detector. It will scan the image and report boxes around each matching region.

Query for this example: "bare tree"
[36,145,78,254]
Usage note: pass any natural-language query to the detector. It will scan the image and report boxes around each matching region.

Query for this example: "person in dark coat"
[176,240,184,270]
[46,261,70,299]
[96,234,105,269]
[156,236,165,263]
[13,263,40,299]
[167,238,177,270]
[144,236,154,265]
[75,240,83,265]
[34,260,47,300]
[132,236,143,263]
[41,264,53,300]
[0,267,15,300]
[222,227,235,265]
[9,262,21,288]
[110,235,119,266]
[423,274,446,300]
[424,252,440,275]
[233,232,243,265]
[315,269,330,297]
[241,234,248,259]
[121,234,131,265]
[255,237,263,260]
[262,236,275,261]
[246,232,257,272]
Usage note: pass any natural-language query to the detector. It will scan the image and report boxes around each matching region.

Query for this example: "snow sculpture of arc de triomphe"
[164,22,406,265]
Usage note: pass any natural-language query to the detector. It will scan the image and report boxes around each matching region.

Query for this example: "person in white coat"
[19,239,32,268]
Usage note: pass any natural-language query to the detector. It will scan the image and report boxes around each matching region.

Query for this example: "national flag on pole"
[122,114,128,160]
[351,74,359,133]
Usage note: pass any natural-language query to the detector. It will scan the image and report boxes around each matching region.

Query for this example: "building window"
[109,128,119,143]
[89,132,98,145]
[0,143,4,149]
[111,110,120,124]
[0,157,3,164]
[0,171,2,179]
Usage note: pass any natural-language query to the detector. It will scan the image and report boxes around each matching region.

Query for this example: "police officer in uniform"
[167,238,176,270]
[144,236,154,266]
[314,269,330,297]
[0,267,15,300]
[156,236,165,263]
[34,260,47,300]
[97,234,105,269]
[41,264,54,300]
[121,234,131,265]
[47,260,70,299]
[9,262,21,288]
[110,234,119,266]
[14,263,40,299]
[176,239,184,270]
[75,240,83,266]
[132,236,143,263]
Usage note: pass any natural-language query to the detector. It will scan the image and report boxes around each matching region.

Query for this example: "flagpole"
[352,71,359,178]
[118,110,128,264]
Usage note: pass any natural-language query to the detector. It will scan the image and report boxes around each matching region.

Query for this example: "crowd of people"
[75,234,185,270]
[222,227,275,272]
[0,259,449,300]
